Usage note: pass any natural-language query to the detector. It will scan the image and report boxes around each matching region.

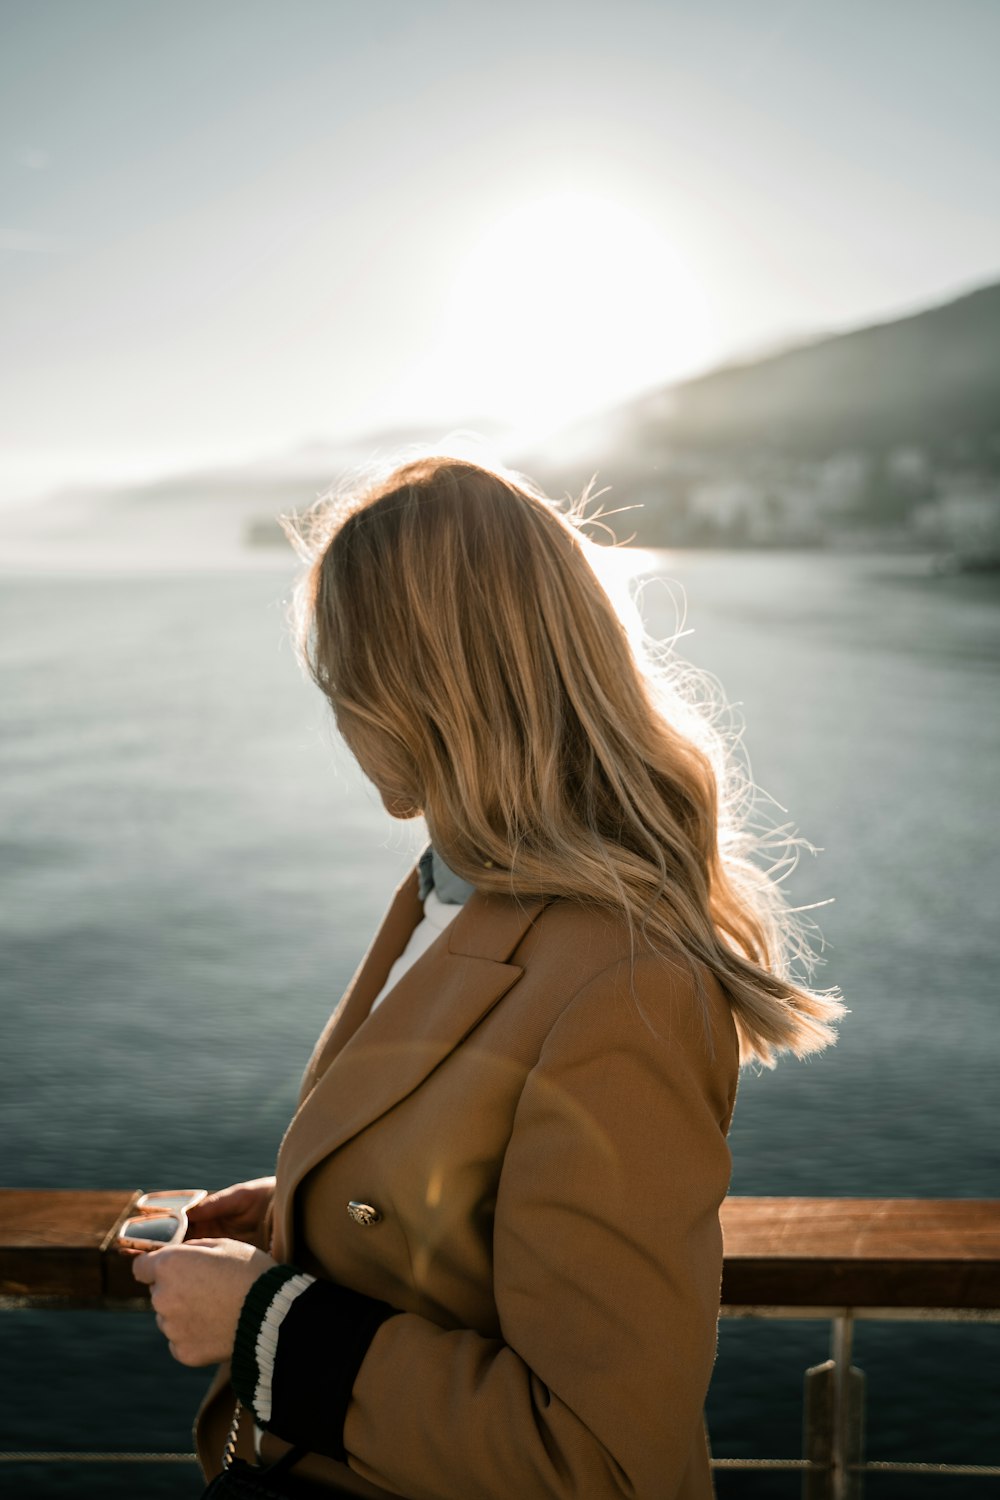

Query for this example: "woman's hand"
[184,1177,276,1247]
[132,1238,277,1366]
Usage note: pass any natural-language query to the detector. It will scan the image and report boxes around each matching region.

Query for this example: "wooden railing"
[2,1191,999,1497]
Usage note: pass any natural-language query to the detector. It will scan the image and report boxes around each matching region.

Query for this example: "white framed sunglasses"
[117,1189,208,1250]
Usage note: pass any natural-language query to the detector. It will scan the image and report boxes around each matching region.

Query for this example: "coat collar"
[271,872,548,1260]
[295,870,425,1102]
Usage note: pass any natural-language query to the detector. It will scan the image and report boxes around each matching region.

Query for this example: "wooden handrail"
[1,1191,999,1310]
[0,1190,143,1302]
[719,1195,1000,1309]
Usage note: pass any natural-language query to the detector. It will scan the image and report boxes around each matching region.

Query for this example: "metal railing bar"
[7,1454,997,1477]
[829,1312,855,1498]
[709,1458,1000,1477]
[0,1295,149,1313]
[711,1458,817,1469]
[8,1300,999,1322]
[0,1452,199,1464]
[855,1462,1000,1477]
[721,1304,1000,1323]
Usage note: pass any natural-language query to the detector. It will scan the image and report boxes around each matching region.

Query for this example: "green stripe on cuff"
[231,1263,304,1423]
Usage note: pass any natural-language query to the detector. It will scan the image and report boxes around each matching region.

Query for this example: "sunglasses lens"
[122,1215,180,1244]
[135,1191,202,1212]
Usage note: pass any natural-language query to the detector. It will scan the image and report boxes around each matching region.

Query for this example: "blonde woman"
[134,457,843,1499]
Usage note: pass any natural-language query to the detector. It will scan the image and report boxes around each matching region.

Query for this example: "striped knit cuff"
[267,1278,400,1461]
[232,1264,315,1426]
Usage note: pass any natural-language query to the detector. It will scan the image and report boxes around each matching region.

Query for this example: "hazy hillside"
[3,282,998,568]
[0,426,504,569]
[524,278,1000,552]
[632,281,1000,456]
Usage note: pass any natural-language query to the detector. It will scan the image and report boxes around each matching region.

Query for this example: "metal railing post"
[803,1313,866,1499]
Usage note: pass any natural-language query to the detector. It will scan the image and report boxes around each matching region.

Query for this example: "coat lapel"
[297,868,425,1103]
[272,887,548,1261]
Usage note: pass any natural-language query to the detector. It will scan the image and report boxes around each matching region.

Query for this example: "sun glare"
[424,191,718,431]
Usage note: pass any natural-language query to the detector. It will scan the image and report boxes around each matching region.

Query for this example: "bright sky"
[2,0,998,502]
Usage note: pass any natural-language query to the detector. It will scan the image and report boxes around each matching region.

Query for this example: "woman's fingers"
[187,1181,272,1226]
[186,1191,252,1239]
[184,1181,275,1247]
[186,1190,242,1222]
[128,1238,276,1367]
[130,1249,159,1285]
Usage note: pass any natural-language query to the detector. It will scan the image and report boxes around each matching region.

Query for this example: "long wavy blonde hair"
[288,454,844,1067]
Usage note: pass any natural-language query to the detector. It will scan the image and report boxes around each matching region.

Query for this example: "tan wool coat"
[196,870,741,1500]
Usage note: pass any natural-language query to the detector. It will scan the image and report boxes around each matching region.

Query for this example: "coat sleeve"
[336,955,737,1500]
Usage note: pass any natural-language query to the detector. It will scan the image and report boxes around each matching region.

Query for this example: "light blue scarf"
[417,845,476,905]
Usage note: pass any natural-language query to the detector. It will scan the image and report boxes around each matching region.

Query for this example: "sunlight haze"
[1,0,998,504]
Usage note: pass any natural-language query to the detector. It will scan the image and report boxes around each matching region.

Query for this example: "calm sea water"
[1,551,997,1497]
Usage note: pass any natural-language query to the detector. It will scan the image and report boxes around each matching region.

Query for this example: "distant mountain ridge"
[524,277,1000,549]
[3,278,997,567]
[644,280,998,453]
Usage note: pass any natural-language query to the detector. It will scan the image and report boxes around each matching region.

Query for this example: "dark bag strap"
[199,1398,310,1498]
[200,1455,310,1499]
[258,1442,310,1480]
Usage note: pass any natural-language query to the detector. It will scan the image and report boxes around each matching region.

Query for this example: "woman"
[134,456,843,1499]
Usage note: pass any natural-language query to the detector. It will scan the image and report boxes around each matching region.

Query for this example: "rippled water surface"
[2,552,997,1497]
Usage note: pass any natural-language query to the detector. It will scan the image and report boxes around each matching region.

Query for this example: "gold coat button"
[347,1200,382,1227]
